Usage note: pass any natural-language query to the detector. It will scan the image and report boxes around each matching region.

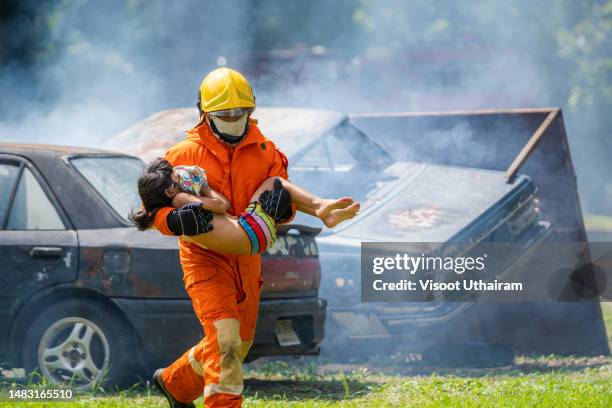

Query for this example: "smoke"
[0,0,560,138]
[0,1,605,163]
[0,0,254,146]
[249,1,554,112]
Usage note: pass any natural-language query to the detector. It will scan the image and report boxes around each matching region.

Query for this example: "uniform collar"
[187,119,263,157]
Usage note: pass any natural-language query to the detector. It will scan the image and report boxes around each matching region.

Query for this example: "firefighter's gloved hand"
[258,179,293,224]
[166,203,214,236]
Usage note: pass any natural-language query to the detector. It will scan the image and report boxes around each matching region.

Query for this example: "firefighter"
[151,67,296,407]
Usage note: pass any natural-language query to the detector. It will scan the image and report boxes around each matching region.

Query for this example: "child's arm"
[200,185,231,213]
[171,188,230,214]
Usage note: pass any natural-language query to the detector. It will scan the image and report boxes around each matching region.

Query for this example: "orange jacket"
[153,119,296,290]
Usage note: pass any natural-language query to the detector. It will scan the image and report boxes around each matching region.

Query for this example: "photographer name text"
[372,279,523,292]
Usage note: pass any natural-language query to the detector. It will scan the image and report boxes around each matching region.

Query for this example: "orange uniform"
[153,119,295,407]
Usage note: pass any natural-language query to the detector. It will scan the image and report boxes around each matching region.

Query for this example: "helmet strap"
[196,91,204,116]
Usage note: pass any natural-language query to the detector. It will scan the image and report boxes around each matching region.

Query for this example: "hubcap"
[37,317,110,389]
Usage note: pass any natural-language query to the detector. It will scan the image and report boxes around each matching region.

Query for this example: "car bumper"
[247,297,327,360]
[112,296,326,369]
[327,221,551,344]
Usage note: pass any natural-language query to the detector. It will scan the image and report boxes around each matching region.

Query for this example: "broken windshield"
[289,122,395,226]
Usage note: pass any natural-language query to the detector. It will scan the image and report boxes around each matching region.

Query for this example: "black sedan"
[0,143,326,388]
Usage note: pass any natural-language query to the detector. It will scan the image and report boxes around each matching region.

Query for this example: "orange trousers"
[161,260,261,407]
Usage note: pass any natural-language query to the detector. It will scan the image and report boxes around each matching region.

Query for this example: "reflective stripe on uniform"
[211,318,243,397]
[203,383,244,397]
[240,340,253,362]
[188,346,204,376]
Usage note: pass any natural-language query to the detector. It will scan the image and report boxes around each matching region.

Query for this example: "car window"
[333,123,392,168]
[0,163,20,223]
[6,168,64,230]
[292,123,392,172]
[70,156,143,222]
[292,134,356,172]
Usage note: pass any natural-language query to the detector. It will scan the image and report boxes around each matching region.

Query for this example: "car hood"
[107,107,346,161]
[317,161,531,246]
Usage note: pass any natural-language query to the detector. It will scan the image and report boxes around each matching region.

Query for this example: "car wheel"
[23,299,137,389]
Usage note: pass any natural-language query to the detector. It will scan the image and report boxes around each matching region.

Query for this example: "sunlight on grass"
[3,308,612,407]
[2,357,612,407]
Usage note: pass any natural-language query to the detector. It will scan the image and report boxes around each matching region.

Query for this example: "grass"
[2,305,612,407]
[2,357,612,407]
[242,357,612,407]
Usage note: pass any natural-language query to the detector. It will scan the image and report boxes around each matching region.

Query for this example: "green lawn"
[244,363,612,407]
[3,356,612,407]
[3,305,612,407]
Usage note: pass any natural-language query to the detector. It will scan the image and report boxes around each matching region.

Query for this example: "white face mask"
[210,113,248,139]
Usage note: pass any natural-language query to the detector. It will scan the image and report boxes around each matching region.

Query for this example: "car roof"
[107,107,348,160]
[0,142,122,157]
[0,143,141,230]
[256,107,348,157]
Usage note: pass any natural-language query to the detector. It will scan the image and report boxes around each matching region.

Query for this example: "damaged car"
[0,143,325,387]
[109,107,551,365]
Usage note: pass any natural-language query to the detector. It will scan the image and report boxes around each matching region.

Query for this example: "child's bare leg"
[322,202,361,228]
[250,177,277,201]
[253,177,359,227]
[184,213,251,255]
[284,180,352,219]
[251,179,315,216]
[251,177,352,216]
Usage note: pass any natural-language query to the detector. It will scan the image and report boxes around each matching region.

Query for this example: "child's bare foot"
[323,202,360,228]
[315,197,353,220]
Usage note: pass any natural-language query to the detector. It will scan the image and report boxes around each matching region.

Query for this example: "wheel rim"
[37,317,110,389]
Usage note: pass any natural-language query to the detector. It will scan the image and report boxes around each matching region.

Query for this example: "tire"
[22,299,138,389]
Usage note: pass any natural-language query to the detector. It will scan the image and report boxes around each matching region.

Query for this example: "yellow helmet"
[198,67,255,113]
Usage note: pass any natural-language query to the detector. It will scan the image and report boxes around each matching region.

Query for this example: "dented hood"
[317,161,533,245]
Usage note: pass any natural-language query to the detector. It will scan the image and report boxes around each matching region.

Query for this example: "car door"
[0,155,78,345]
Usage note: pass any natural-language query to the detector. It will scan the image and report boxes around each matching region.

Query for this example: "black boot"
[153,369,196,408]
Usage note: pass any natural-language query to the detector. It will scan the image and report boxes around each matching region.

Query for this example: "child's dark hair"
[130,157,174,231]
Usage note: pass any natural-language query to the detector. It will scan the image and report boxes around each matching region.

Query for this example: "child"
[130,158,359,255]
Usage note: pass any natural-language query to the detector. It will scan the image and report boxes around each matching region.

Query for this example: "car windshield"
[70,156,144,222]
[289,122,394,226]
